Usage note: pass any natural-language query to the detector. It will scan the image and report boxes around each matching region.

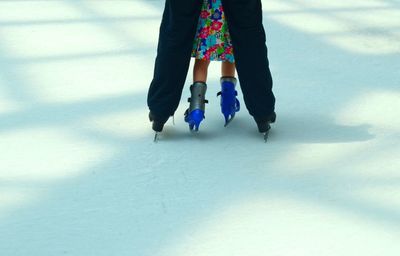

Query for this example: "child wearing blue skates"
[184,0,240,131]
[148,0,276,141]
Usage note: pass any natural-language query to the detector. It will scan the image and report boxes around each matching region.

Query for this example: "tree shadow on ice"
[272,114,374,143]
[0,1,399,256]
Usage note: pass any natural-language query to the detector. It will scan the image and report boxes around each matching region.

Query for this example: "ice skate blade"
[224,117,235,127]
[189,122,200,132]
[223,114,236,127]
[189,123,200,132]
[263,131,270,143]
[153,132,159,143]
[190,129,200,134]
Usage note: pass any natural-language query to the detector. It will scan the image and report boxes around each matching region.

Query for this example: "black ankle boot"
[149,112,169,132]
[254,112,277,133]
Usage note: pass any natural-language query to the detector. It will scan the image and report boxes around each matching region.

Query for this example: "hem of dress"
[191,56,235,63]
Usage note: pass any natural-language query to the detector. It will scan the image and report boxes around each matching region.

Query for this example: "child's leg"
[221,61,236,77]
[193,59,211,83]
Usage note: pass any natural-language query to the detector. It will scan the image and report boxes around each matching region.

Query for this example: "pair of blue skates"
[184,77,240,131]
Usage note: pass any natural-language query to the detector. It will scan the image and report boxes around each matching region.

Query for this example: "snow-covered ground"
[0,0,399,255]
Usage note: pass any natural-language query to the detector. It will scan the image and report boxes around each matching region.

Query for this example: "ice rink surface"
[0,0,399,255]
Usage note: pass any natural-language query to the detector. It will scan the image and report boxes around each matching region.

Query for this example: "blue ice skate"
[217,77,240,126]
[184,82,208,132]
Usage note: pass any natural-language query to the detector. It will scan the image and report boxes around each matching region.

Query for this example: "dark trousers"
[147,0,275,120]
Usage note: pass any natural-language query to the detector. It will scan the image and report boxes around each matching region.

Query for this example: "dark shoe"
[254,112,276,133]
[149,112,169,132]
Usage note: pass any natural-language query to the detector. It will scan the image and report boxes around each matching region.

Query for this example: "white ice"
[0,0,399,255]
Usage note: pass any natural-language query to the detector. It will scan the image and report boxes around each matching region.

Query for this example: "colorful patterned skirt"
[192,0,235,63]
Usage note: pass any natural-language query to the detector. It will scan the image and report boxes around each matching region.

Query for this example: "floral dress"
[192,0,235,63]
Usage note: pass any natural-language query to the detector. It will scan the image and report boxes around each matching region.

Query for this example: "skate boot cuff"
[188,82,208,112]
[220,76,237,84]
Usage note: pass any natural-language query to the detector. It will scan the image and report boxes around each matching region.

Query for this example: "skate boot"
[184,82,208,131]
[217,77,240,126]
[255,111,277,142]
[149,112,170,142]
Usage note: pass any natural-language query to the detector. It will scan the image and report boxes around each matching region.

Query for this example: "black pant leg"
[147,0,203,118]
[222,0,276,119]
